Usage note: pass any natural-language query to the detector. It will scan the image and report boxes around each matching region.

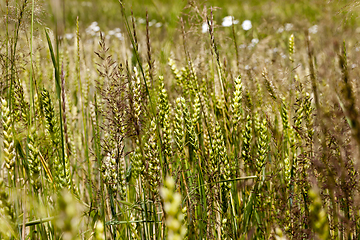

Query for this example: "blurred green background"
[50,0,358,31]
[1,0,358,38]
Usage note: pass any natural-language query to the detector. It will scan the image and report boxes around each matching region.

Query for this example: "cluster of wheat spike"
[1,0,360,239]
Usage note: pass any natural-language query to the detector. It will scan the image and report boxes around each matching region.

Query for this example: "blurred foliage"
[38,0,359,31]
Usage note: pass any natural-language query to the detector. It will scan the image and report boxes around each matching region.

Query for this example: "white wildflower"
[86,21,100,36]
[285,23,293,31]
[308,25,318,34]
[241,20,252,31]
[247,38,259,49]
[93,26,100,32]
[138,18,146,24]
[115,32,123,40]
[202,22,209,33]
[222,16,239,27]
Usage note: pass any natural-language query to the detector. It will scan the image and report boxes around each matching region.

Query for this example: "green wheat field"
[1,0,360,239]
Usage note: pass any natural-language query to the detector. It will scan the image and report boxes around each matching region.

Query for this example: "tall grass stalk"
[118,0,167,178]
[44,29,67,183]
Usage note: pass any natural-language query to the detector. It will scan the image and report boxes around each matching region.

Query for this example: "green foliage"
[1,0,360,239]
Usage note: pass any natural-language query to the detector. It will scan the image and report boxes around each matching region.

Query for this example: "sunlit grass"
[1,0,360,239]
